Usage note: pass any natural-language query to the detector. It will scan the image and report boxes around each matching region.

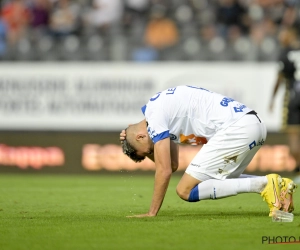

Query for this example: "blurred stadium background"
[0,0,300,177]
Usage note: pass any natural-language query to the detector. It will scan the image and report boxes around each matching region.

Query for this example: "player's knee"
[176,186,189,201]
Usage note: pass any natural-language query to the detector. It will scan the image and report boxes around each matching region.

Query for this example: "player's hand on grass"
[126,213,156,218]
[120,129,126,143]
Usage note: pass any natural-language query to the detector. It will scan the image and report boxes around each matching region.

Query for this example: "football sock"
[188,176,267,202]
[239,174,268,192]
[239,174,260,178]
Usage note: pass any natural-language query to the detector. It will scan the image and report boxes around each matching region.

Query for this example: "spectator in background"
[1,0,31,45]
[125,1,155,62]
[216,0,248,36]
[200,23,218,43]
[246,22,266,61]
[49,0,80,38]
[0,18,7,58]
[281,0,298,27]
[125,0,149,15]
[262,17,278,37]
[199,23,218,60]
[269,27,300,183]
[0,0,298,61]
[126,0,149,8]
[257,0,297,27]
[225,25,243,60]
[124,0,149,28]
[29,0,51,32]
[131,43,159,62]
[144,5,179,57]
[83,0,123,34]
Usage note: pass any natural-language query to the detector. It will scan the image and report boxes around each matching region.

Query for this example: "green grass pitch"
[0,173,300,250]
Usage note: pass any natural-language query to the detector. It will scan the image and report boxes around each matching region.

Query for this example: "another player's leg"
[280,125,299,212]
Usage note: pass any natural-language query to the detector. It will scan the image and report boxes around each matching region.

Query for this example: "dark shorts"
[288,84,300,125]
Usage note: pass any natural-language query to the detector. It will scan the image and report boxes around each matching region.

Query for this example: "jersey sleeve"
[141,103,169,144]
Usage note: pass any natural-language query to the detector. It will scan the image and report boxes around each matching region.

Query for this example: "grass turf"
[0,173,300,250]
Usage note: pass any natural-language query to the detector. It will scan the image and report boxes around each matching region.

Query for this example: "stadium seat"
[233,37,253,61]
[36,36,59,61]
[174,4,194,25]
[182,37,202,60]
[260,37,279,61]
[61,35,82,61]
[109,34,129,61]
[16,38,36,61]
[208,36,227,61]
[84,35,108,61]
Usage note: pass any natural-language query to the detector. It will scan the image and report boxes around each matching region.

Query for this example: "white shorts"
[185,113,267,181]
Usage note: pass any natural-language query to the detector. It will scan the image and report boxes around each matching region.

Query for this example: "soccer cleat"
[280,178,297,213]
[261,174,284,216]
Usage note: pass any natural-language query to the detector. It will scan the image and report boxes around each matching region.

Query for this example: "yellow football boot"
[280,178,297,213]
[261,174,284,216]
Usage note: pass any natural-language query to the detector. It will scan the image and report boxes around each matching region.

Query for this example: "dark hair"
[122,139,145,163]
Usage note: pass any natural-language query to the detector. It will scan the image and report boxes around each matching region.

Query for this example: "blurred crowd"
[0,0,299,61]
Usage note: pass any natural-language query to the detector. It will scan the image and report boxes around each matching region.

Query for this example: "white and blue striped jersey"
[141,85,252,145]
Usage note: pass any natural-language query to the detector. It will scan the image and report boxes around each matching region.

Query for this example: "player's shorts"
[185,111,267,181]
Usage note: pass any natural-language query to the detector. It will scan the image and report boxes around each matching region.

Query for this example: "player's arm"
[170,140,179,172]
[147,140,179,173]
[148,137,172,216]
[128,137,172,217]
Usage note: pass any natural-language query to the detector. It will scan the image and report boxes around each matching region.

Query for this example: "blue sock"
[188,185,199,202]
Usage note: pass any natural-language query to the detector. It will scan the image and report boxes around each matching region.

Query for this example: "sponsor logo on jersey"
[249,138,265,150]
[169,134,177,140]
[147,126,157,139]
[220,97,235,107]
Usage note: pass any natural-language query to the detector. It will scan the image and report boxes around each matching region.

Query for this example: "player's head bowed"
[122,138,145,163]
